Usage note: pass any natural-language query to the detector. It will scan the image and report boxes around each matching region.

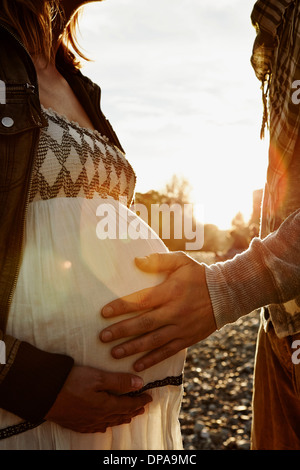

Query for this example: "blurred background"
[79,0,269,259]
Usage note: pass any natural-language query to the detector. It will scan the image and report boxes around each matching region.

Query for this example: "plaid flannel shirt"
[251,0,300,196]
[206,1,300,338]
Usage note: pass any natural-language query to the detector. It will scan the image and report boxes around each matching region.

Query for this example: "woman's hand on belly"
[99,251,217,372]
[44,366,152,433]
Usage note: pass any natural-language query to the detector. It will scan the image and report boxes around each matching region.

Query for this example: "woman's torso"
[0,105,186,450]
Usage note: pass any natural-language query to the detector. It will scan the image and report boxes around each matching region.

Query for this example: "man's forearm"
[205,208,300,330]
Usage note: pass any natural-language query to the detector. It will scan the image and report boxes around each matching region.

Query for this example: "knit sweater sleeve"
[205,208,300,330]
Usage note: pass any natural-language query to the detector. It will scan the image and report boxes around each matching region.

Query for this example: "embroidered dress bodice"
[30,107,136,205]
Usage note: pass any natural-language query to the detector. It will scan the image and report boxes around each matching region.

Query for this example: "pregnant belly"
[8,197,185,385]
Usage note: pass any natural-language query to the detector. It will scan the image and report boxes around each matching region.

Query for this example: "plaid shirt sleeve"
[250,0,298,139]
[251,0,294,36]
[250,0,300,190]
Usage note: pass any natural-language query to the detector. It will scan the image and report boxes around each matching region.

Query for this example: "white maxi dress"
[0,107,186,450]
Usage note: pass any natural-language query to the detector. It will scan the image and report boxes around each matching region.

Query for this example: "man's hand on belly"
[44,366,152,433]
[99,251,216,371]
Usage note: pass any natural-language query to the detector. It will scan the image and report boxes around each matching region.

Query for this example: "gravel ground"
[179,252,260,450]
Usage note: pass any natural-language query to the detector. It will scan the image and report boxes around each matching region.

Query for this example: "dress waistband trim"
[0,374,183,440]
[126,373,183,396]
[0,419,45,440]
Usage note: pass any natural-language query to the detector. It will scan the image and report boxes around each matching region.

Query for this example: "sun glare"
[81,1,270,233]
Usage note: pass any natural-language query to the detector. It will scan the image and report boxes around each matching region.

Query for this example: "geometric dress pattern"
[29,107,136,207]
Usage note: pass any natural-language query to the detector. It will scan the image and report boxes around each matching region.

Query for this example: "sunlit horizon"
[79,0,270,232]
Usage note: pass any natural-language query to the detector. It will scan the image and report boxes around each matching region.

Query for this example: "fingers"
[97,407,146,432]
[96,369,146,394]
[111,392,153,414]
[101,282,169,319]
[132,339,185,372]
[134,251,189,273]
[95,372,153,412]
[101,305,172,345]
[108,324,179,361]
[78,407,147,433]
[101,252,189,319]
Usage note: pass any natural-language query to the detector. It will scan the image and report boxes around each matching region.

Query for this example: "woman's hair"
[0,0,88,69]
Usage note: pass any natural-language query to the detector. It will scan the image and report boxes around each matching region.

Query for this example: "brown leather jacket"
[0,22,124,424]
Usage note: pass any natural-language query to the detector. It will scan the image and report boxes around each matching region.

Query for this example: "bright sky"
[79,0,269,230]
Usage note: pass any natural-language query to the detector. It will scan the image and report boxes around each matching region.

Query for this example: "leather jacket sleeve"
[0,27,74,423]
[0,333,74,422]
[0,25,123,424]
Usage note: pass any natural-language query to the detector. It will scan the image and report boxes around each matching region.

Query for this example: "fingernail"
[101,330,113,342]
[134,363,145,372]
[135,257,148,264]
[102,306,114,317]
[113,347,125,358]
[131,377,144,389]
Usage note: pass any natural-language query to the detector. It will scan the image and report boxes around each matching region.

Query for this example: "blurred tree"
[231,211,246,228]
[134,174,199,251]
[164,174,192,204]
[201,224,220,253]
